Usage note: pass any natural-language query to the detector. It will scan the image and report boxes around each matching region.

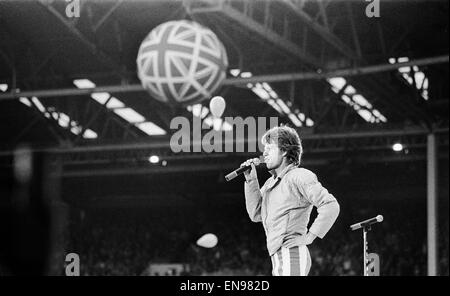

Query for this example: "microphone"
[350,215,383,231]
[225,156,265,182]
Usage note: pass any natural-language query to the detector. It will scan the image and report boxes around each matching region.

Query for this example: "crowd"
[63,195,449,276]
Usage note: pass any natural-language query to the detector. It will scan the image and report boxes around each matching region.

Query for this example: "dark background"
[0,0,448,276]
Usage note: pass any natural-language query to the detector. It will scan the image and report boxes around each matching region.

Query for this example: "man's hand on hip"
[282,232,317,248]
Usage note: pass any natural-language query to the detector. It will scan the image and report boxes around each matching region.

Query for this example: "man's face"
[263,142,284,170]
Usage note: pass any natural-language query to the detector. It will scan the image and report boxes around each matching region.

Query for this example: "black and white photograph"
[0,0,448,282]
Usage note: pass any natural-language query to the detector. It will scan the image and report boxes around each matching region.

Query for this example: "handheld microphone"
[225,156,265,182]
[350,215,383,231]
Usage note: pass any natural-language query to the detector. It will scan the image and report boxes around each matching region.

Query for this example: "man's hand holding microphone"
[224,156,264,182]
[240,157,260,182]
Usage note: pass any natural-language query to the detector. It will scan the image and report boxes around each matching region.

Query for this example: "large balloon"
[137,20,228,106]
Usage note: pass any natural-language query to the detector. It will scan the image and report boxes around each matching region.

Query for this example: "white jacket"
[244,164,340,256]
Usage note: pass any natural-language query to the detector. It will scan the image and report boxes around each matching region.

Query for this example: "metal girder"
[278,0,435,126]
[25,100,72,145]
[71,98,138,144]
[1,124,448,177]
[198,12,245,70]
[0,18,89,144]
[351,74,431,125]
[279,0,356,61]
[10,114,42,146]
[0,84,142,101]
[29,47,60,79]
[0,125,447,155]
[186,0,322,67]
[39,0,181,138]
[0,21,16,85]
[23,1,164,142]
[233,0,442,125]
[55,127,449,177]
[1,55,447,101]
[92,0,124,33]
[376,21,387,56]
[0,47,16,90]
[37,0,128,79]
[59,151,448,177]
[0,19,21,90]
[345,2,362,59]
[2,1,147,144]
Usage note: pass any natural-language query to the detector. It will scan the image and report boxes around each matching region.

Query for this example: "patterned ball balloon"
[137,20,228,106]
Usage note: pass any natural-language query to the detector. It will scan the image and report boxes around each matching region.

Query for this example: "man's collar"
[269,163,296,180]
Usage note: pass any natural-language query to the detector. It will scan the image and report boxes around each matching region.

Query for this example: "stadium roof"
[0,0,448,195]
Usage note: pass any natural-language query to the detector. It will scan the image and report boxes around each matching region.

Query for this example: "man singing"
[241,125,340,276]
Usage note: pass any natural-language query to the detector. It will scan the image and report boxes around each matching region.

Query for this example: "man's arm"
[295,169,340,239]
[244,178,263,222]
[242,160,263,223]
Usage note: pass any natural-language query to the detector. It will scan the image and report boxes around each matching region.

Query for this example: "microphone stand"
[362,225,371,276]
[351,217,382,276]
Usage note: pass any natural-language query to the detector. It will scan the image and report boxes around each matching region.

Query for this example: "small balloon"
[213,118,222,131]
[196,233,218,248]
[209,96,226,118]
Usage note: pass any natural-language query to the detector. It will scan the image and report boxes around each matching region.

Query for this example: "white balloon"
[209,96,226,118]
[196,233,218,248]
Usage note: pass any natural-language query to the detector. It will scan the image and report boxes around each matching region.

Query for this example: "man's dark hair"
[262,125,303,165]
